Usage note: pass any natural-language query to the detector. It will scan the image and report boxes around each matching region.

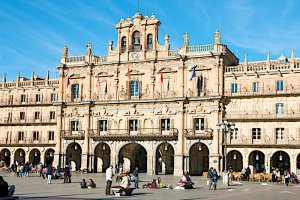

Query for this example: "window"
[231,83,238,93]
[99,120,108,131]
[18,131,24,141]
[50,111,55,120]
[20,112,25,120]
[21,94,26,103]
[230,128,239,140]
[252,128,261,140]
[276,103,284,115]
[36,94,41,102]
[34,112,40,120]
[72,84,80,99]
[161,119,170,131]
[51,93,57,102]
[197,76,204,95]
[276,80,284,91]
[130,80,139,96]
[71,121,79,131]
[253,82,259,92]
[132,31,141,51]
[48,131,55,141]
[276,128,284,140]
[194,118,204,131]
[147,34,153,50]
[33,131,39,141]
[129,119,138,131]
[121,36,126,52]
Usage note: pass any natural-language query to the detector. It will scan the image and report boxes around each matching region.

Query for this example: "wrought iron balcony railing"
[185,128,214,140]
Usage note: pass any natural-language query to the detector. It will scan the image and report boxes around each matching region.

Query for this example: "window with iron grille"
[129,119,138,131]
[161,119,170,131]
[99,120,108,131]
[194,118,204,131]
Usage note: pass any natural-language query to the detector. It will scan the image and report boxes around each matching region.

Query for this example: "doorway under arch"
[29,149,41,166]
[189,142,209,176]
[14,149,25,164]
[271,151,290,174]
[248,151,265,173]
[66,142,82,171]
[227,150,243,172]
[0,148,11,167]
[94,143,111,173]
[44,148,55,166]
[156,142,174,174]
[119,143,147,173]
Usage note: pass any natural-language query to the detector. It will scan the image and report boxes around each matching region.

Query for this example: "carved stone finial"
[62,45,68,57]
[86,42,92,56]
[126,16,131,22]
[244,53,248,64]
[31,71,34,81]
[3,73,6,83]
[120,16,124,23]
[165,34,169,41]
[150,13,156,20]
[108,40,113,51]
[214,29,221,44]
[46,70,49,80]
[183,32,189,47]
[291,49,295,59]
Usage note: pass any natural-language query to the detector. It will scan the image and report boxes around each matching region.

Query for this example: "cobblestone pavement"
[2,173,300,200]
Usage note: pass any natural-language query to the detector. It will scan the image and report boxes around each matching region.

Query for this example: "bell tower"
[111,13,163,61]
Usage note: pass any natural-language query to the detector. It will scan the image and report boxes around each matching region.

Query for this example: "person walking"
[212,169,220,190]
[284,170,290,186]
[24,162,30,177]
[133,167,139,188]
[64,165,71,183]
[46,164,53,184]
[207,167,213,190]
[105,165,113,195]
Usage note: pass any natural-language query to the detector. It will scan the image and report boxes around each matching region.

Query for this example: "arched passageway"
[156,143,174,174]
[119,143,147,173]
[66,142,82,171]
[29,149,41,166]
[249,151,265,173]
[94,143,111,173]
[189,142,209,176]
[227,150,243,172]
[0,149,11,167]
[14,149,25,164]
[271,151,290,174]
[44,149,55,166]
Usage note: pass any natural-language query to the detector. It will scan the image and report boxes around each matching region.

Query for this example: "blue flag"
[190,67,196,81]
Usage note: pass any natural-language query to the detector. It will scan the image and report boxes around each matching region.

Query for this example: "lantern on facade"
[198,144,202,151]
[233,152,237,160]
[279,152,283,161]
[102,144,106,151]
[164,144,168,151]
[4,151,8,157]
[50,151,53,157]
[34,151,38,157]
[256,151,259,161]
[20,151,23,157]
[74,144,78,150]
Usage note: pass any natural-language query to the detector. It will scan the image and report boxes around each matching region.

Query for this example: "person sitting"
[120,172,130,189]
[87,179,96,188]
[55,165,63,179]
[178,172,187,185]
[80,179,87,188]
[0,176,15,197]
[148,179,158,189]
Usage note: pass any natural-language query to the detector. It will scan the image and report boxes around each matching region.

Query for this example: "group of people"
[177,171,194,189]
[105,165,140,195]
[241,167,252,181]
[207,168,220,190]
[80,178,96,188]
[10,161,31,177]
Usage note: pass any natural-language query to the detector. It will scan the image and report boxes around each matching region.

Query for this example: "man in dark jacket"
[133,167,139,188]
[47,164,53,184]
[64,165,71,183]
[24,162,30,177]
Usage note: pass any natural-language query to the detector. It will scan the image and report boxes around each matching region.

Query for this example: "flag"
[127,66,131,80]
[66,74,70,88]
[190,67,196,81]
[160,71,163,83]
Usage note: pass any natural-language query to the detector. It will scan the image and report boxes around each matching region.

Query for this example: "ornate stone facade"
[0,13,299,176]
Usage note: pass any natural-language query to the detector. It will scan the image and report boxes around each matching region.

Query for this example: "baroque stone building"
[0,13,299,176]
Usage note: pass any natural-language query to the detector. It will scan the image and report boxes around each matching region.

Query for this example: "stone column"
[56,109,62,167]
[81,110,90,170]
[147,154,155,175]
[265,155,271,174]
[291,157,296,174]
[173,103,184,176]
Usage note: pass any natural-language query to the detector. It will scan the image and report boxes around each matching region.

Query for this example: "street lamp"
[216,117,235,186]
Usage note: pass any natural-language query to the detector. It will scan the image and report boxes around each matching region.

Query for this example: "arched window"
[132,31,141,51]
[147,34,153,50]
[121,36,126,53]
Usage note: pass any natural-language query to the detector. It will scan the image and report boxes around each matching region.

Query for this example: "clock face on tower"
[132,53,138,60]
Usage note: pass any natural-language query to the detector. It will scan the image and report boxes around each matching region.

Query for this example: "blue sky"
[1,0,300,81]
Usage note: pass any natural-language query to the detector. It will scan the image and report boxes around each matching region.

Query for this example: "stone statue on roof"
[62,45,68,57]
[86,42,92,56]
[183,32,189,47]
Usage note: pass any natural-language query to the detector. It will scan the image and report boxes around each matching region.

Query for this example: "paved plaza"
[1,173,299,200]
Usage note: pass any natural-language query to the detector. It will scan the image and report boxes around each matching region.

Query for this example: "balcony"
[129,45,142,52]
[227,137,300,147]
[226,111,300,122]
[0,117,56,126]
[61,130,85,140]
[225,85,300,97]
[185,128,214,140]
[0,98,53,107]
[0,138,55,147]
[88,128,178,141]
